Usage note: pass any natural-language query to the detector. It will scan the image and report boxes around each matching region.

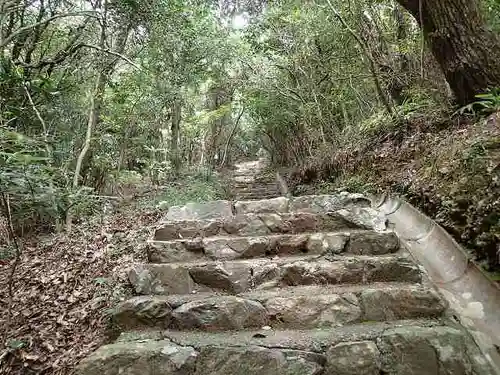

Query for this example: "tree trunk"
[170,98,181,174]
[397,0,500,104]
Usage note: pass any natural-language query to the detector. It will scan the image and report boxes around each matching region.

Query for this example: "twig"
[81,44,141,70]
[0,192,22,344]
[0,11,98,48]
[23,85,51,158]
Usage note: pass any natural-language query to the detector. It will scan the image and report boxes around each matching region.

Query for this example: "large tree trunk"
[397,0,500,104]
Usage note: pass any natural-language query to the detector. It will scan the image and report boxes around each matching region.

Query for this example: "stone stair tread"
[155,211,362,241]
[78,321,494,375]
[128,254,422,295]
[148,230,399,263]
[112,282,445,332]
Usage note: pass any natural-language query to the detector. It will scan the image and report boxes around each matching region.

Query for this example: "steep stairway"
[228,158,281,201]
[77,162,496,374]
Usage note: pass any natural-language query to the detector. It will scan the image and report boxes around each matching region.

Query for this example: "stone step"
[128,255,422,295]
[154,212,363,241]
[112,283,445,332]
[77,322,494,375]
[148,230,399,263]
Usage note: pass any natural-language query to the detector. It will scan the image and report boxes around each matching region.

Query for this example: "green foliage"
[455,88,500,116]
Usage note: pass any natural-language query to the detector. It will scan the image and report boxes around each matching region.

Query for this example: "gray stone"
[235,197,289,215]
[148,240,204,263]
[128,264,199,295]
[171,296,268,330]
[347,232,399,255]
[271,234,309,255]
[154,220,223,241]
[335,207,387,231]
[325,341,381,375]
[259,213,286,232]
[289,194,371,213]
[188,263,250,293]
[365,258,422,283]
[113,296,172,330]
[194,346,324,375]
[377,326,487,375]
[306,233,348,255]
[361,287,446,321]
[264,293,361,328]
[280,260,365,286]
[165,200,234,221]
[77,340,197,375]
[224,214,270,236]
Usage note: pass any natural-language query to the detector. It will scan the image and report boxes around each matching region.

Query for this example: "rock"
[148,240,204,263]
[113,296,172,330]
[155,220,223,241]
[306,233,348,255]
[280,260,364,286]
[235,197,289,215]
[165,200,234,221]
[76,340,197,375]
[376,326,491,374]
[364,258,422,283]
[128,264,198,295]
[194,346,324,375]
[264,293,361,328]
[290,194,371,213]
[325,341,381,375]
[346,232,399,255]
[259,213,286,232]
[271,234,309,255]
[335,207,387,232]
[361,287,446,321]
[203,237,270,260]
[171,296,268,330]
[225,214,270,236]
[189,263,249,293]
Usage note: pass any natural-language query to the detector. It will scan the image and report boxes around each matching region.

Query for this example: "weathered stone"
[148,240,204,263]
[290,194,370,213]
[235,197,289,215]
[335,207,387,232]
[128,264,199,295]
[271,234,309,255]
[377,326,494,374]
[325,341,381,375]
[194,346,324,375]
[171,296,268,331]
[306,233,348,255]
[280,260,365,286]
[365,258,422,283]
[260,213,286,232]
[77,340,197,375]
[155,220,223,241]
[113,296,172,330]
[188,263,250,293]
[265,293,361,328]
[361,287,446,321]
[223,214,270,236]
[165,200,234,221]
[347,232,399,255]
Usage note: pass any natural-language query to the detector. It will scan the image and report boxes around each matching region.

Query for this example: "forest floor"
[289,111,500,277]
[0,174,226,374]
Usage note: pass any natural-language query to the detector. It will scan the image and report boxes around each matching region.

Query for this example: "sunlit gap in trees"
[232,13,249,29]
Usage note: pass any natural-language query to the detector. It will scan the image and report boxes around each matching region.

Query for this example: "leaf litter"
[0,204,162,374]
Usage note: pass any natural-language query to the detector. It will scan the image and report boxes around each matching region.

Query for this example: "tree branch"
[0,11,97,48]
[81,43,141,70]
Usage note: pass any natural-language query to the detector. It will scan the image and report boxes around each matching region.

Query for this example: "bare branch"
[81,43,142,70]
[0,11,98,48]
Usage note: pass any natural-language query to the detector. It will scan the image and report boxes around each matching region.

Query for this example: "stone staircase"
[228,159,281,201]
[77,162,496,375]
